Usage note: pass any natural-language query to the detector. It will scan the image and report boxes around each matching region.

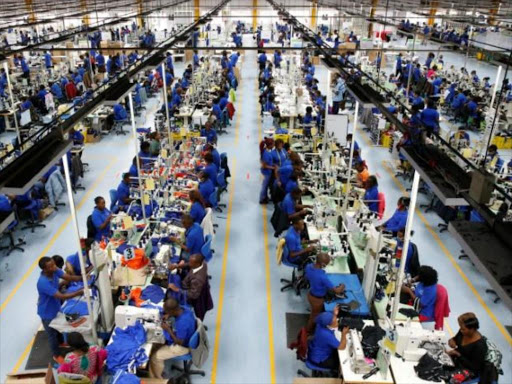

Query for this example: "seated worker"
[113,102,128,121]
[202,152,218,187]
[169,214,204,261]
[211,98,222,120]
[447,313,488,379]
[139,141,155,168]
[282,188,312,220]
[346,133,360,154]
[149,298,197,379]
[37,257,84,362]
[20,96,32,112]
[307,310,349,375]
[420,99,440,134]
[379,197,409,234]
[116,173,133,212]
[411,91,424,109]
[485,144,504,173]
[271,138,288,168]
[168,254,213,321]
[450,127,470,148]
[305,253,345,333]
[200,121,217,145]
[128,156,138,179]
[395,228,418,276]
[204,143,220,170]
[355,161,369,187]
[198,171,215,202]
[285,170,302,194]
[363,176,379,213]
[189,190,206,224]
[50,82,65,102]
[284,218,318,265]
[302,106,315,133]
[149,132,161,156]
[401,265,438,322]
[57,332,107,383]
[69,127,84,146]
[91,196,112,242]
[65,238,94,276]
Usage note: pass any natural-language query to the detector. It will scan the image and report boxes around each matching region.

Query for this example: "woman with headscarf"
[57,332,107,383]
[307,308,349,374]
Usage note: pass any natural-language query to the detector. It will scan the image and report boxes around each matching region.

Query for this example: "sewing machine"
[115,306,166,344]
[395,326,447,361]
[349,329,373,374]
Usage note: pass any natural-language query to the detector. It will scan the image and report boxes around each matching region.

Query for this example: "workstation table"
[448,220,512,310]
[324,274,370,317]
[373,295,420,322]
[338,320,393,384]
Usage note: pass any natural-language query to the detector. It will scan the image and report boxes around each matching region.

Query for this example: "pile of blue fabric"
[106,321,148,373]
[61,299,89,316]
[110,370,141,384]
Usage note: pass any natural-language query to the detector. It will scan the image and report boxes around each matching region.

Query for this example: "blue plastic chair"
[169,324,206,381]
[201,234,213,262]
[297,358,333,378]
[208,188,219,210]
[109,189,118,212]
[280,244,303,295]
[217,169,227,195]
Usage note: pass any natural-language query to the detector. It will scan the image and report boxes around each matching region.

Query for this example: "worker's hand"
[168,263,178,271]
[309,239,319,244]
[178,260,186,267]
[161,321,172,333]
[169,236,179,243]
[342,326,350,335]
[446,349,460,357]
[168,283,180,292]
[333,304,340,317]
[448,339,457,349]
[306,245,316,253]
[334,284,345,294]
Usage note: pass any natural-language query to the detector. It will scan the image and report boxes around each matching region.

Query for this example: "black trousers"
[316,349,340,373]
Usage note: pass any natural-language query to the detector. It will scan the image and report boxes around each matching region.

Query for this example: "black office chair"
[0,212,25,255]
[18,204,46,233]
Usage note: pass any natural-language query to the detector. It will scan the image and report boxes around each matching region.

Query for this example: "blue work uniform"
[190,201,206,224]
[51,83,63,99]
[116,180,130,210]
[420,108,439,132]
[37,269,64,320]
[306,264,334,298]
[129,163,138,178]
[284,226,302,263]
[364,186,379,213]
[201,128,217,144]
[285,179,298,194]
[20,58,29,74]
[91,207,112,241]
[44,53,52,68]
[199,179,214,202]
[281,193,296,216]
[416,283,437,320]
[204,163,218,187]
[271,148,287,167]
[163,308,196,346]
[212,103,221,119]
[96,54,105,66]
[184,222,204,258]
[211,148,221,170]
[383,209,408,232]
[113,104,127,120]
[66,252,91,275]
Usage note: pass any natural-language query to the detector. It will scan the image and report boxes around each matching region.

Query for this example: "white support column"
[490,65,502,108]
[342,101,359,215]
[62,154,98,343]
[4,62,21,145]
[161,63,172,146]
[391,170,420,324]
[128,93,147,224]
[406,33,416,105]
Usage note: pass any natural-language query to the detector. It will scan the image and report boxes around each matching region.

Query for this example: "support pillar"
[310,0,318,31]
[81,0,90,26]
[252,0,258,31]
[428,1,438,26]
[25,0,36,22]
[194,0,200,21]
[367,0,378,38]
[137,0,144,29]
[489,0,500,25]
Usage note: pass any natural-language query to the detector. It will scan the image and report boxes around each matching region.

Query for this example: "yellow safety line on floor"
[381,160,512,346]
[12,336,36,373]
[210,158,237,384]
[258,104,277,384]
[0,157,118,316]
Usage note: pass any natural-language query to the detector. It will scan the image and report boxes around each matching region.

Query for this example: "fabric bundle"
[105,321,148,373]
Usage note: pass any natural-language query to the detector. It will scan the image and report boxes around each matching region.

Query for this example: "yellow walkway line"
[381,160,512,346]
[210,159,237,384]
[12,336,36,373]
[0,157,118,315]
[262,205,277,384]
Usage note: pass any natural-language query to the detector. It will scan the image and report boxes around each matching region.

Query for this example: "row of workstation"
[286,133,450,384]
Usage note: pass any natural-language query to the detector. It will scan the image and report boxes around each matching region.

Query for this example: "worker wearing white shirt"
[332,74,346,115]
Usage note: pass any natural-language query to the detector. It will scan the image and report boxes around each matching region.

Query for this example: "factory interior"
[0,0,511,383]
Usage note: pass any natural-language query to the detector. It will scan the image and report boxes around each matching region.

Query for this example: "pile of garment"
[106,321,148,374]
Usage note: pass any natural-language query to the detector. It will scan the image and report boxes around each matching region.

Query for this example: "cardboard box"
[6,366,55,384]
[140,379,168,384]
[85,131,101,143]
[38,206,54,221]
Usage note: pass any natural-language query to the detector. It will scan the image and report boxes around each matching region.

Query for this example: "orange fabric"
[121,248,149,270]
[357,168,369,184]
[129,287,145,307]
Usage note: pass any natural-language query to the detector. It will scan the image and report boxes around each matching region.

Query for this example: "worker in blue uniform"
[44,51,52,74]
[91,196,112,242]
[284,218,317,265]
[200,122,217,144]
[149,298,197,379]
[201,152,218,187]
[189,190,206,224]
[260,139,275,204]
[363,175,379,213]
[420,100,440,134]
[37,257,84,362]
[198,171,214,202]
[169,214,204,261]
[281,188,312,220]
[115,173,133,212]
[113,103,128,121]
[380,197,409,234]
[20,55,30,83]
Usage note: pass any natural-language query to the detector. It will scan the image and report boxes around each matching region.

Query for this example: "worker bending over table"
[169,214,205,261]
[149,298,196,379]
[284,218,317,265]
